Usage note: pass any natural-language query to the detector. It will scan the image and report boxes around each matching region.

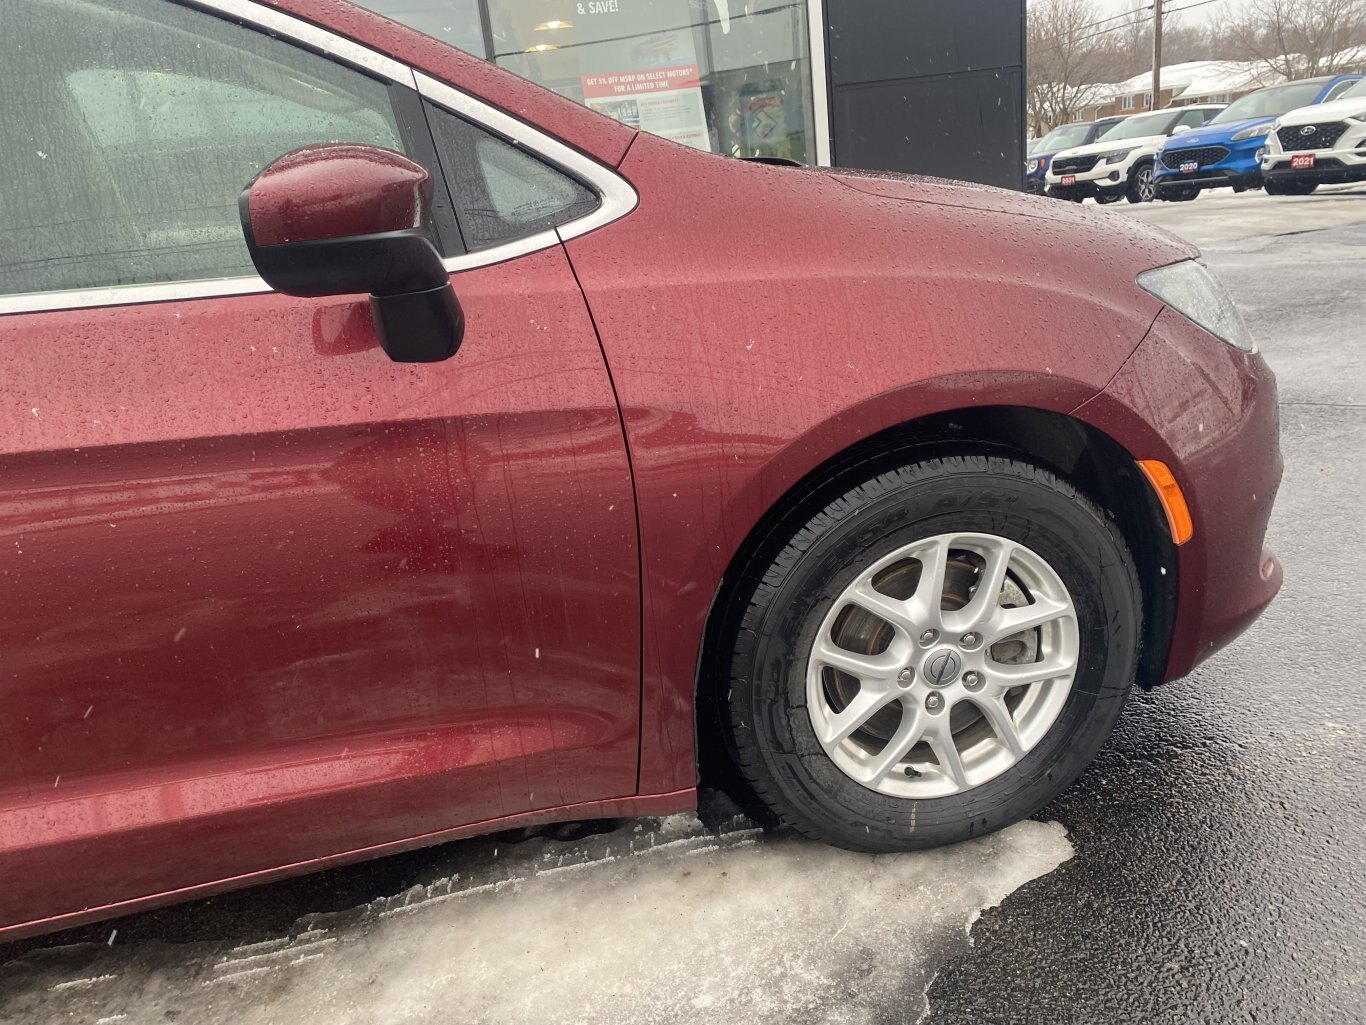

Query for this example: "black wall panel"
[825,0,1027,189]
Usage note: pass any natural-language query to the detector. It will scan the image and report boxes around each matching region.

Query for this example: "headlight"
[1138,261,1256,353]
[1347,114,1366,125]
[1027,159,1040,173]
[1231,124,1272,142]
[1099,149,1134,164]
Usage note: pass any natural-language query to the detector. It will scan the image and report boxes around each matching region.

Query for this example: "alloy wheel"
[805,533,1080,800]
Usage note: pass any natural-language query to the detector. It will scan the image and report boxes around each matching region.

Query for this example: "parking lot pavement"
[920,192,1366,1025]
[1119,182,1366,248]
[0,815,1071,1025]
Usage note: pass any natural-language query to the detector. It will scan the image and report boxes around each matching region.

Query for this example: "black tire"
[1265,179,1318,197]
[722,455,1142,853]
[1127,161,1156,203]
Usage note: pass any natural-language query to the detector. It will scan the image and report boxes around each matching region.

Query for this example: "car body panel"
[0,246,642,933]
[1155,76,1364,195]
[564,144,1186,792]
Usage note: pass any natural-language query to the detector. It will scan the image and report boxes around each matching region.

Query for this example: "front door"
[0,0,639,930]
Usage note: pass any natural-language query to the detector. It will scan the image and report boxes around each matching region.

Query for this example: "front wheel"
[721,456,1142,852]
[1127,162,1157,203]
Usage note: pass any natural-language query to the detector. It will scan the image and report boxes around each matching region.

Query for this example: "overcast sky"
[1098,0,1252,24]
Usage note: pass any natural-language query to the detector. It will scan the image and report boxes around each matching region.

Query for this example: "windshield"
[1038,123,1092,152]
[1342,78,1366,100]
[1096,110,1179,142]
[1209,81,1327,123]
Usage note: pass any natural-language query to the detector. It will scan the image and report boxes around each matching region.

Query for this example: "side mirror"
[1170,125,1192,135]
[240,144,463,363]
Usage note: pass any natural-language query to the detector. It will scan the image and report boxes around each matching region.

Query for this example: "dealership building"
[358,0,1027,189]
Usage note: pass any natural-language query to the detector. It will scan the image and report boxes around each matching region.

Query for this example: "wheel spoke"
[810,634,898,681]
[861,707,927,785]
[907,536,952,628]
[974,695,1026,758]
[945,542,1013,633]
[845,582,917,637]
[819,686,896,747]
[986,597,1072,642]
[989,652,1077,687]
[927,725,968,789]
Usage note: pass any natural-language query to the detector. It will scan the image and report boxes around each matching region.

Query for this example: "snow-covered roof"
[1329,43,1366,70]
[1106,60,1282,100]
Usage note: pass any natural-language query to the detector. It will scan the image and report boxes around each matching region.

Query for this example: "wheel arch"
[694,405,1178,793]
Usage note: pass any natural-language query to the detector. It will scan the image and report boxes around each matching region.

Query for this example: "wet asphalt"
[3,191,1364,1024]
[921,195,1366,1025]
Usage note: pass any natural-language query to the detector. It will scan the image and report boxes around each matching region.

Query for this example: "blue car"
[1025,116,1127,194]
[1154,75,1364,200]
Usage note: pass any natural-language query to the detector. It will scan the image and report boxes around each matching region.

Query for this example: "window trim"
[0,0,638,316]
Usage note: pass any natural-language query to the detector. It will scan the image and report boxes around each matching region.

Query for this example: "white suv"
[1262,77,1366,195]
[1046,104,1226,204]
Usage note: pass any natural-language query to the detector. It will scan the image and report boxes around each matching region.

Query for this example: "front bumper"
[1075,307,1283,682]
[1154,169,1262,195]
[1263,148,1366,184]
[1155,136,1268,193]
[1045,175,1128,201]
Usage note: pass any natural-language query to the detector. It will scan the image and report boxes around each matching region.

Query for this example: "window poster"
[581,30,710,151]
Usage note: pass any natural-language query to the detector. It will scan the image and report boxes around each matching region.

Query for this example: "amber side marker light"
[1138,459,1194,545]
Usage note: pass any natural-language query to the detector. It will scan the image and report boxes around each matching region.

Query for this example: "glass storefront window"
[350,1,488,62]
[355,0,817,164]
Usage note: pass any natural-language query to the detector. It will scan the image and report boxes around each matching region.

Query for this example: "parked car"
[0,0,1283,941]
[1046,105,1225,204]
[1025,116,1127,194]
[1155,75,1364,200]
[1261,75,1366,193]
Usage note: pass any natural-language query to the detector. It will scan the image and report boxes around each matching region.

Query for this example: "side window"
[425,105,601,252]
[1324,79,1358,102]
[1,0,406,297]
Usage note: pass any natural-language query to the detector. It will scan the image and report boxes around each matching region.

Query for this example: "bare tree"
[1225,0,1366,78]
[1027,0,1113,133]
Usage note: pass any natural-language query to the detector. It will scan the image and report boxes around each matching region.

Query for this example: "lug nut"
[920,629,939,646]
[960,632,980,648]
[925,693,944,712]
[897,668,914,686]
[963,671,983,691]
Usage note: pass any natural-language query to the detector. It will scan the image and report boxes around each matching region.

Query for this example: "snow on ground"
[0,817,1072,1025]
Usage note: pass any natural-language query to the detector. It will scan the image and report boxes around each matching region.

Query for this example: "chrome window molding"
[0,276,273,317]
[1,0,637,316]
[186,0,413,86]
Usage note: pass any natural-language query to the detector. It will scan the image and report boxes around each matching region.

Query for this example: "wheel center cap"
[924,648,962,688]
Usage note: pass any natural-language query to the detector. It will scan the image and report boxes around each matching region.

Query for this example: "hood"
[1171,115,1272,147]
[825,168,1197,263]
[1278,94,1366,126]
[1053,135,1166,159]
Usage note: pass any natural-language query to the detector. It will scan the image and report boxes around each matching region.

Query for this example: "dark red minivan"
[0,0,1281,941]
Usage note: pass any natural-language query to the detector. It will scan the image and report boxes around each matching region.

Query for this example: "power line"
[1031,0,1228,60]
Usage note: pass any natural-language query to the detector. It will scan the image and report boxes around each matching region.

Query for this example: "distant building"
[1074,61,1279,123]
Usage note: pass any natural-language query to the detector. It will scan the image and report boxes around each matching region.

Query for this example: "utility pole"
[1152,0,1164,110]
